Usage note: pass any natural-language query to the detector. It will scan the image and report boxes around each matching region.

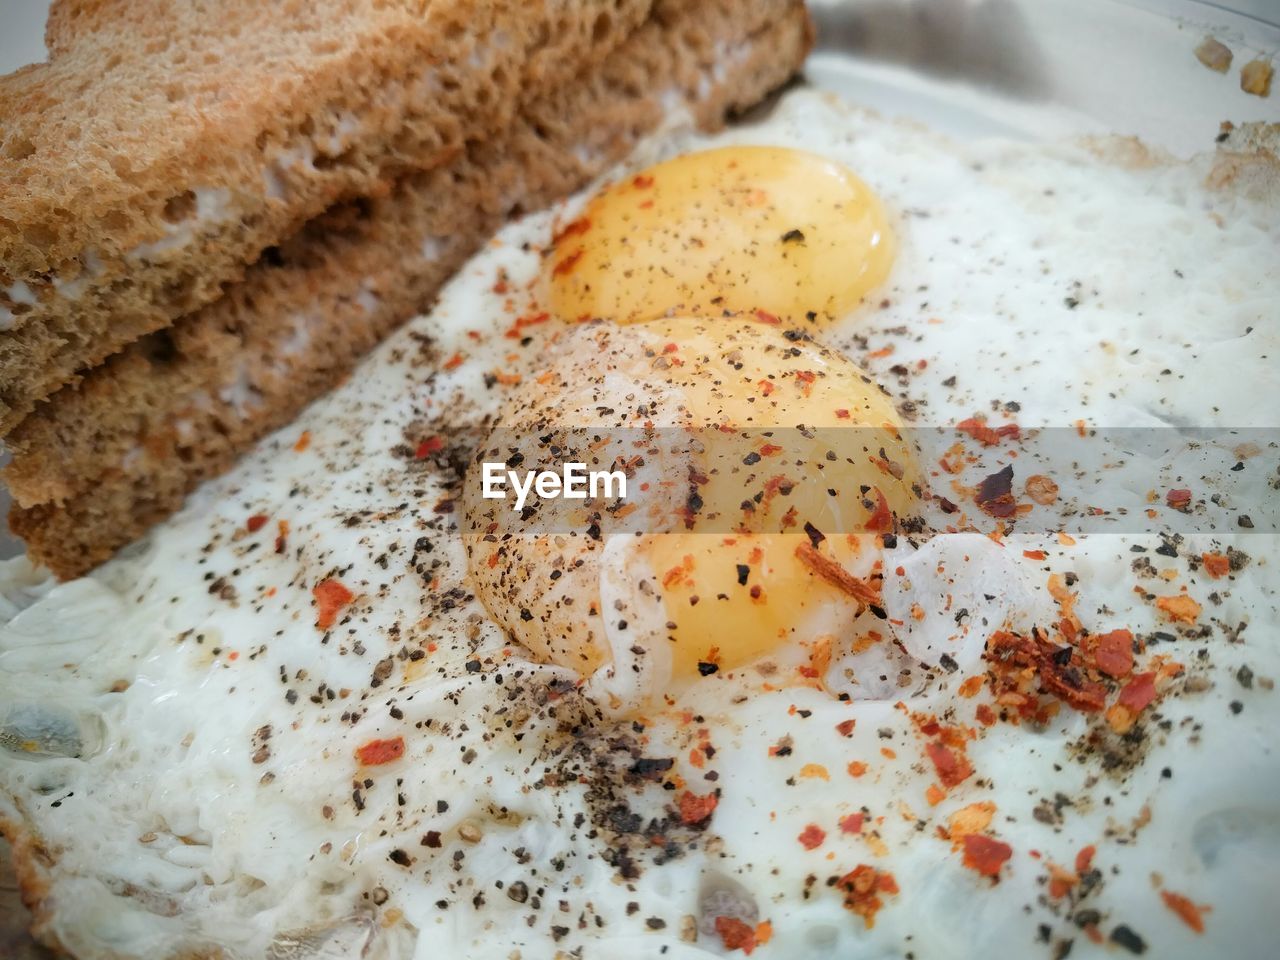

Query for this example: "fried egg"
[2,89,1279,960]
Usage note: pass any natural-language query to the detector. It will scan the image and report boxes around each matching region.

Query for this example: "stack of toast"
[0,0,813,578]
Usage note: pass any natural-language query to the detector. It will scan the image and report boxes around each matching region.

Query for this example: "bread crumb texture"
[5,0,813,579]
[0,0,657,431]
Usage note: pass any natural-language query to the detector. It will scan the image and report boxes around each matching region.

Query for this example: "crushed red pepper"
[957,416,1021,446]
[1161,889,1208,933]
[714,916,764,955]
[313,578,355,631]
[355,736,405,766]
[1091,629,1134,678]
[962,834,1012,878]
[836,864,899,927]
[925,741,973,788]
[678,791,718,826]
[798,823,826,850]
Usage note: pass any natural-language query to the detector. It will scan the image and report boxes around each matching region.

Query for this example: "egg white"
[1,90,1278,960]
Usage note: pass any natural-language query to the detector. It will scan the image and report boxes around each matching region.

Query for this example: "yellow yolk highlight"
[549,146,895,326]
[646,532,875,678]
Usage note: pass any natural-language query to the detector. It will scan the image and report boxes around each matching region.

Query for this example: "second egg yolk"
[549,146,895,327]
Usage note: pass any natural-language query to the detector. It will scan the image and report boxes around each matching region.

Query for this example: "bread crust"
[6,0,811,573]
[0,0,657,433]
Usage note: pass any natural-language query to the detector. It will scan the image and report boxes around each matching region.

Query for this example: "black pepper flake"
[389,849,412,867]
[697,661,719,676]
[781,228,806,244]
[736,564,750,586]
[422,831,442,848]
[1110,925,1147,954]
[804,521,825,549]
[629,757,675,781]
[645,917,667,930]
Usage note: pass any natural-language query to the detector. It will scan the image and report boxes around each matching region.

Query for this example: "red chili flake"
[836,718,857,737]
[355,736,404,766]
[1023,549,1046,561]
[414,435,444,459]
[293,430,311,452]
[443,352,465,370]
[957,417,1021,446]
[552,216,591,244]
[925,741,973,788]
[975,703,996,726]
[551,249,584,277]
[1075,845,1096,875]
[714,916,759,955]
[759,443,783,457]
[839,812,864,834]
[757,379,775,396]
[864,487,892,533]
[798,823,826,850]
[1161,889,1207,933]
[1166,488,1193,512]
[1039,654,1108,712]
[962,834,1012,878]
[835,408,851,419]
[1092,629,1134,678]
[794,370,817,396]
[313,578,355,631]
[246,514,269,533]
[976,464,1017,518]
[678,791,718,826]
[632,174,655,189]
[1118,672,1158,713]
[274,519,289,554]
[504,311,551,339]
[1201,552,1230,579]
[836,864,899,928]
[754,309,780,325]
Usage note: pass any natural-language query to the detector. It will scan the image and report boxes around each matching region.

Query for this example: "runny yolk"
[646,532,878,679]
[549,146,895,327]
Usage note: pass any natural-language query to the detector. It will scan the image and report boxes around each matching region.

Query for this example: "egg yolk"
[646,532,877,678]
[549,146,895,327]
[465,317,919,693]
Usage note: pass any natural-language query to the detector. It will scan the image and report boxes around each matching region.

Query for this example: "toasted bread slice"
[7,0,813,580]
[0,0,658,434]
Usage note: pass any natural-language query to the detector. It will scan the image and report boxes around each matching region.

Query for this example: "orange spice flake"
[798,823,827,850]
[1161,889,1208,933]
[1201,552,1230,579]
[678,791,718,826]
[836,864,899,928]
[1155,594,1201,624]
[957,416,1020,446]
[962,834,1012,878]
[925,741,973,789]
[714,916,767,955]
[355,736,405,766]
[313,578,355,631]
